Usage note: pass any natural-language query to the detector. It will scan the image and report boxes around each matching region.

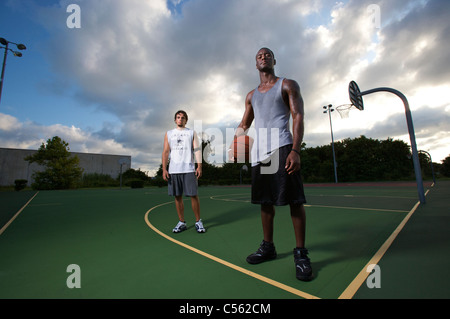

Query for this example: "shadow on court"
[0,181,447,299]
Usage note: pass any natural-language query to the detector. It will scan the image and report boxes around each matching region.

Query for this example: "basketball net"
[336,104,354,119]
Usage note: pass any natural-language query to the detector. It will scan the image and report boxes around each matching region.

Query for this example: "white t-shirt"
[167,128,195,174]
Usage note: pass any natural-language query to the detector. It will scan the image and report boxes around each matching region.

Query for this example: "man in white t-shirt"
[162,110,206,233]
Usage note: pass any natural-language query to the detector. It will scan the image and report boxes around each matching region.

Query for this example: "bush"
[149,176,167,188]
[130,180,145,188]
[440,155,450,177]
[81,173,119,188]
[14,179,28,191]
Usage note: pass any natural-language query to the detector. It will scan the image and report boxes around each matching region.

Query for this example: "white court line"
[0,192,39,236]
[210,194,409,213]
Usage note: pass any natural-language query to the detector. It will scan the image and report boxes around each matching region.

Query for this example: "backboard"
[349,81,364,110]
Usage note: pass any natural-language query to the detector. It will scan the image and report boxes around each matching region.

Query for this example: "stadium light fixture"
[418,150,436,185]
[0,37,27,104]
[323,104,338,183]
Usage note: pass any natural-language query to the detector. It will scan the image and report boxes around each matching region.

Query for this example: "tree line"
[155,135,445,186]
[19,135,448,190]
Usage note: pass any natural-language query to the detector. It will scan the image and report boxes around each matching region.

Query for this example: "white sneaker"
[195,219,206,233]
[173,221,187,233]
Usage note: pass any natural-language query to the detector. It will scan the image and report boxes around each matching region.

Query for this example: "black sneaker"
[246,240,277,264]
[294,248,312,281]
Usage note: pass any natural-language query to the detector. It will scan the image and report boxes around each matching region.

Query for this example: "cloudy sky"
[0,0,448,175]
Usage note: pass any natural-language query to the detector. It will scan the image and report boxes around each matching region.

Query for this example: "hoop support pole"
[359,87,426,204]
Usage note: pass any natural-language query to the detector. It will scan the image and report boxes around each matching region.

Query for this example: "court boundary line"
[210,194,409,213]
[146,185,429,300]
[144,201,320,299]
[211,193,418,200]
[304,204,408,213]
[0,191,39,236]
[338,188,431,299]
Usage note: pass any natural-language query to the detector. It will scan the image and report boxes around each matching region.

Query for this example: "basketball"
[233,135,253,163]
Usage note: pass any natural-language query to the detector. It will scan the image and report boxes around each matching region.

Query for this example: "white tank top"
[167,128,195,174]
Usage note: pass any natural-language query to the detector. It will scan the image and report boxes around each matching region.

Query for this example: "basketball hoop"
[336,104,354,119]
[349,81,364,110]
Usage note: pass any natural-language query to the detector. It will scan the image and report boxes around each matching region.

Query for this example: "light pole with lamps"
[323,104,338,183]
[418,150,436,185]
[0,37,27,104]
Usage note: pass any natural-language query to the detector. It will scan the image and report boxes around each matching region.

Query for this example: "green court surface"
[0,181,448,299]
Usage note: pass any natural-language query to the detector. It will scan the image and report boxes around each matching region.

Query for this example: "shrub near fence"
[130,180,145,188]
[81,173,119,188]
[14,179,28,191]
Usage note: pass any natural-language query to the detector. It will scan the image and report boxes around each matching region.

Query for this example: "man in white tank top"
[162,110,206,233]
[231,48,312,281]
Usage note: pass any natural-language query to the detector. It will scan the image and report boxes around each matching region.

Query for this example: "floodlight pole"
[418,150,436,185]
[0,37,27,104]
[119,163,123,190]
[0,41,9,104]
[323,104,338,183]
[358,87,426,204]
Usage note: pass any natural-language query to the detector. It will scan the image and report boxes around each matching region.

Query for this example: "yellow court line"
[0,191,39,236]
[338,188,431,299]
[144,201,320,299]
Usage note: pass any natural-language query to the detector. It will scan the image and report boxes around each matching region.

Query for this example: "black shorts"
[251,144,307,206]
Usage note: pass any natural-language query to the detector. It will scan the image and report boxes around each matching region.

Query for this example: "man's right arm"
[228,90,255,161]
[162,133,170,181]
[238,90,255,133]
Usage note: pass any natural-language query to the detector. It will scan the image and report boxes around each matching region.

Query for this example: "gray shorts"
[168,172,198,197]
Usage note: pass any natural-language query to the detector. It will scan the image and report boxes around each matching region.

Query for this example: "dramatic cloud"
[0,0,448,174]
